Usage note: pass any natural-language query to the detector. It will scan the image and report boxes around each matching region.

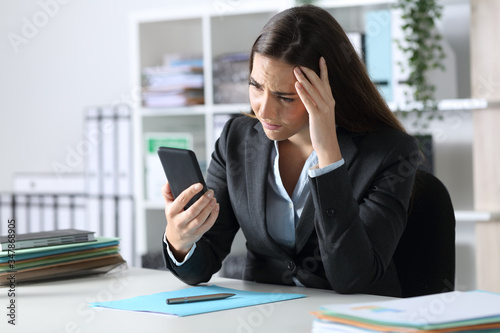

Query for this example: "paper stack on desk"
[311,290,500,332]
[0,230,125,285]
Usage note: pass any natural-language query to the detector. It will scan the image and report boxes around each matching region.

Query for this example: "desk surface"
[1,267,392,333]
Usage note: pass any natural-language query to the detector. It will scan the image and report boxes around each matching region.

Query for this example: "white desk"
[1,267,392,333]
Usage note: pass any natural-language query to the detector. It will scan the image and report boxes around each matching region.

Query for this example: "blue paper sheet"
[89,285,306,316]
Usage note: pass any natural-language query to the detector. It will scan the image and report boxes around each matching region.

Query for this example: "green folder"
[0,246,119,271]
[0,237,119,263]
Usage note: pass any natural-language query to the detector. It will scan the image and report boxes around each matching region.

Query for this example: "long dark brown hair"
[249,5,405,133]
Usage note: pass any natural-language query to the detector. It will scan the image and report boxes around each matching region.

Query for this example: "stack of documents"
[311,290,500,332]
[142,56,204,108]
[0,229,125,285]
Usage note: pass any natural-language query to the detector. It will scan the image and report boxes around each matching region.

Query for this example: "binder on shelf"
[54,196,71,230]
[26,195,42,233]
[84,105,134,198]
[101,107,117,196]
[102,198,117,239]
[72,195,88,230]
[365,9,393,103]
[13,195,28,234]
[86,197,101,238]
[143,132,193,202]
[83,105,135,265]
[85,107,101,196]
[0,194,12,235]
[116,197,134,268]
[116,105,133,196]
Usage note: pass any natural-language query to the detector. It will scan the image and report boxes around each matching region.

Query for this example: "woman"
[161,5,420,297]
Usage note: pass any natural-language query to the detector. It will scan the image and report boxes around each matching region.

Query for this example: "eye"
[249,81,262,91]
[278,96,294,103]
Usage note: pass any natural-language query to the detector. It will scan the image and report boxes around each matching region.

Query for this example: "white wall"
[0,0,204,191]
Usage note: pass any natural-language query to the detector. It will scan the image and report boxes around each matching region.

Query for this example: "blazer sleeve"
[163,118,240,285]
[308,132,419,293]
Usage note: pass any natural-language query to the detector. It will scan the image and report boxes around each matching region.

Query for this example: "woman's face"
[249,53,310,143]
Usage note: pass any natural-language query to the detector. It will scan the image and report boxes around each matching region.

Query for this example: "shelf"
[213,103,251,114]
[437,99,488,111]
[317,0,394,8]
[455,210,500,223]
[131,1,480,262]
[140,105,207,117]
[140,104,251,117]
[321,0,470,6]
[140,99,487,117]
[390,98,489,113]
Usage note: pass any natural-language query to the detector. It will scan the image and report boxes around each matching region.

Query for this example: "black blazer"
[163,116,420,297]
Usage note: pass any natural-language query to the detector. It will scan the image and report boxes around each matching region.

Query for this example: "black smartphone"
[157,147,207,210]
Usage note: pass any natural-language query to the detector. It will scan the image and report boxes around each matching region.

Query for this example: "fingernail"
[206,190,214,198]
[321,57,326,64]
[194,183,201,190]
[294,67,302,74]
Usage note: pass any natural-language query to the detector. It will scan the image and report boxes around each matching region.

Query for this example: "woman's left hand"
[294,57,342,168]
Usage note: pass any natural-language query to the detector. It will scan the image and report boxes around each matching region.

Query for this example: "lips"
[261,120,282,130]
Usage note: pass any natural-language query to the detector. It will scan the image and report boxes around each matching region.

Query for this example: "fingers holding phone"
[157,147,219,259]
[161,181,175,204]
[164,182,219,258]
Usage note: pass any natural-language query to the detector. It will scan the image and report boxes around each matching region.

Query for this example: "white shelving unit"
[129,2,290,263]
[129,0,482,266]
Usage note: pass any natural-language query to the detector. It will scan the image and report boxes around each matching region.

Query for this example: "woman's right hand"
[162,182,219,261]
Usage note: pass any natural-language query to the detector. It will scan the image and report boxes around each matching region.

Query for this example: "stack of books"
[311,290,500,333]
[0,229,125,285]
[142,56,204,108]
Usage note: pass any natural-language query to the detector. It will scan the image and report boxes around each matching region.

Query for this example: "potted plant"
[394,0,447,172]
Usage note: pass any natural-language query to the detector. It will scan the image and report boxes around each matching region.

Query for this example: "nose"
[256,91,276,120]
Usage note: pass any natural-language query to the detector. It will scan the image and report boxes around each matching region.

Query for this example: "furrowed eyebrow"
[249,77,297,96]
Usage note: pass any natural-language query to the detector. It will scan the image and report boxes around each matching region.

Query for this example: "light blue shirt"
[165,141,345,266]
[266,141,344,252]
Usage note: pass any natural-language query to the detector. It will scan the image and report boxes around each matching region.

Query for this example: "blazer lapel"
[295,195,316,253]
[294,127,361,254]
[245,123,290,256]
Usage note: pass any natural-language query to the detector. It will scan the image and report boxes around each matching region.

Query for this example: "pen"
[166,293,236,305]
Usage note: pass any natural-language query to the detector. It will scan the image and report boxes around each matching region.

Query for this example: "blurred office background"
[0,0,497,292]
